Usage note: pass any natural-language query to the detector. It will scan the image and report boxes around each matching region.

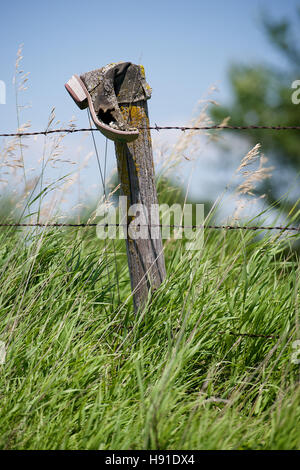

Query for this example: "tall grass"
[0,49,299,450]
[0,208,299,449]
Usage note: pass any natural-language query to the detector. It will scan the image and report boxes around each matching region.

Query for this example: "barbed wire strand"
[0,223,299,231]
[217,330,279,340]
[1,124,300,138]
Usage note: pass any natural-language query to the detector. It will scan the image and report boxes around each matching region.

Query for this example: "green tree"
[211,8,300,219]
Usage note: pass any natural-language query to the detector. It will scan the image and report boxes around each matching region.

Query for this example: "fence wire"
[1,124,300,138]
[217,330,280,340]
[0,223,299,231]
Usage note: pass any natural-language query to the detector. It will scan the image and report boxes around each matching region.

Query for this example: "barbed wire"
[217,330,280,340]
[1,124,300,138]
[0,222,299,231]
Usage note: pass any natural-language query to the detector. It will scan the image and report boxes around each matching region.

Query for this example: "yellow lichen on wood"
[139,65,145,77]
[128,106,144,127]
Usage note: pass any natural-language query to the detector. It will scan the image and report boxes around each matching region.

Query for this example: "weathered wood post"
[66,62,166,311]
[114,65,167,311]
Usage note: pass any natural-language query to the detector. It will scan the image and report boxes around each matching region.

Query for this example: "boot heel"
[65,75,88,110]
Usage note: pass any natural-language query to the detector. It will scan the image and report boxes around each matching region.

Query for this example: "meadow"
[0,189,299,449]
[0,52,299,450]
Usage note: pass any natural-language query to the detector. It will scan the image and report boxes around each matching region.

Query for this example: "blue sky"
[0,0,299,130]
[0,0,299,216]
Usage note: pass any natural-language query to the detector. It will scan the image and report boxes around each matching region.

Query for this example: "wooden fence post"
[113,65,166,311]
[67,62,166,311]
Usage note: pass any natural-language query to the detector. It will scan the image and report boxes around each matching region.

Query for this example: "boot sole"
[65,74,139,143]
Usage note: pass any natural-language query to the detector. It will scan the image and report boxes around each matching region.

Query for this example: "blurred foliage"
[0,192,22,223]
[211,7,300,219]
[105,173,214,221]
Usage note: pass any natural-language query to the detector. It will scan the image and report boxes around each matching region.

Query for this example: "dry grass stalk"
[233,144,274,220]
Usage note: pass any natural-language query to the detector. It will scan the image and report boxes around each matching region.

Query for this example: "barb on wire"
[217,330,280,340]
[1,124,300,138]
[0,223,299,231]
